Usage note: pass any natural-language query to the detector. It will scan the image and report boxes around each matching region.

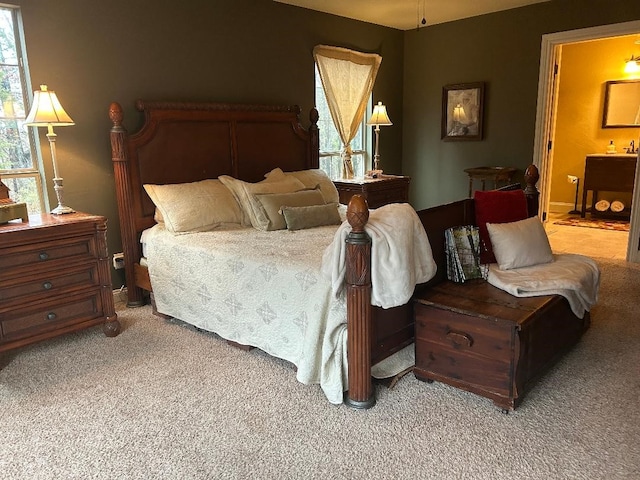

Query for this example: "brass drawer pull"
[42,281,53,290]
[39,252,49,261]
[46,312,57,321]
[446,330,474,347]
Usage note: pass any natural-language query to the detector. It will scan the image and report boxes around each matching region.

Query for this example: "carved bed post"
[524,164,541,217]
[344,194,375,409]
[109,102,144,307]
[308,107,320,168]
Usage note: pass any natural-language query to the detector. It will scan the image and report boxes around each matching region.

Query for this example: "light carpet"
[1,259,639,480]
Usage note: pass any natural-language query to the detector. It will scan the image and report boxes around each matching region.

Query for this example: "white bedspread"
[144,223,349,404]
[322,203,437,308]
[487,253,600,319]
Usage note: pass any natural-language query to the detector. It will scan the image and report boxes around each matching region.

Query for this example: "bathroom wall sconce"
[624,54,640,74]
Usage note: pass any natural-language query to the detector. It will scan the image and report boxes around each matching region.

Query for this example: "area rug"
[554,217,630,232]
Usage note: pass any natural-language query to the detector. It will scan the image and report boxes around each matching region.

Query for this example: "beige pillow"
[144,179,243,234]
[266,168,339,204]
[486,216,554,270]
[254,188,326,231]
[219,174,305,228]
[282,203,342,231]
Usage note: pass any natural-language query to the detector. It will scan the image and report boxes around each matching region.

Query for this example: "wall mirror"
[602,79,640,128]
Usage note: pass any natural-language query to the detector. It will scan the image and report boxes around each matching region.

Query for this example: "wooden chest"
[413,280,590,411]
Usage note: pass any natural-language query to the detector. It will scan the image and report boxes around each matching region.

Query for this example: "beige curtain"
[313,45,382,179]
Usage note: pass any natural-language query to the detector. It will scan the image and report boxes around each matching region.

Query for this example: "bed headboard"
[109,100,319,303]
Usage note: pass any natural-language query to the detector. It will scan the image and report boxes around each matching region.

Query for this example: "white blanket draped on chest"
[488,253,600,319]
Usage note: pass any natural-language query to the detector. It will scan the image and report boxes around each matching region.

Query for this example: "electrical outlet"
[112,252,125,269]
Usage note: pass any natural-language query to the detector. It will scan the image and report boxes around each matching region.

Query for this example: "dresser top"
[0,212,106,234]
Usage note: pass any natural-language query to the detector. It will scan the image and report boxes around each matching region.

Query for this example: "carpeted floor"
[553,217,630,232]
[1,259,639,480]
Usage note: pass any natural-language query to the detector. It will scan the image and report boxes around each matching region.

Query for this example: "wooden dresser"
[0,213,120,354]
[333,174,410,208]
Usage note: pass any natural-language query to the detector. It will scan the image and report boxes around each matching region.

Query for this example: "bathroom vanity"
[581,153,637,220]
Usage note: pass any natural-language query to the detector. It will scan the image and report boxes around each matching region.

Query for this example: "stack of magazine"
[444,225,488,283]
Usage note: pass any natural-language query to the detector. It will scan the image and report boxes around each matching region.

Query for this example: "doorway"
[533,20,640,263]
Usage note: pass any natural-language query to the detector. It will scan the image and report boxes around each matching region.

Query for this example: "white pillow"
[266,167,339,204]
[144,179,244,234]
[219,174,305,228]
[486,216,554,270]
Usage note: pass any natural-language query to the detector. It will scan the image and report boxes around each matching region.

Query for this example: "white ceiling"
[274,0,550,31]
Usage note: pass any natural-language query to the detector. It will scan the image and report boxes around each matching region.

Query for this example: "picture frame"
[441,82,485,141]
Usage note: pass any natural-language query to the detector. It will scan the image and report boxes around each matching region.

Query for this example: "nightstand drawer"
[333,175,410,209]
[0,290,103,343]
[0,234,97,273]
[0,263,100,304]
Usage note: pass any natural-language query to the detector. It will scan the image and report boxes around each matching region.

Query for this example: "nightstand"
[333,174,410,208]
[0,213,120,355]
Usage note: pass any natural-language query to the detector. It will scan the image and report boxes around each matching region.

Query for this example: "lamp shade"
[453,104,467,123]
[367,101,392,126]
[24,85,74,126]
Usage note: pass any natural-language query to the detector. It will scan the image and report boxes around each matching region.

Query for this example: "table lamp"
[367,101,393,173]
[24,85,75,214]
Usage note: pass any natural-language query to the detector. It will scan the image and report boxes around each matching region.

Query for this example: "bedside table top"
[333,174,410,185]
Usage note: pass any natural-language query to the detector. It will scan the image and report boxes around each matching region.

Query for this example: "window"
[0,5,44,213]
[314,66,371,179]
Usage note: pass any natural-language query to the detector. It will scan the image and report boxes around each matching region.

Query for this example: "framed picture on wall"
[441,82,485,141]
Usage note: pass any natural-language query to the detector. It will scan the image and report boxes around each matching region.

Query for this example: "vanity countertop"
[587,153,637,158]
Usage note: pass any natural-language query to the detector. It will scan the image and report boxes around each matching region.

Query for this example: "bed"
[108,100,428,408]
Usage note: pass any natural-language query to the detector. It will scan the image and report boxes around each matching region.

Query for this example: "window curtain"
[313,45,382,179]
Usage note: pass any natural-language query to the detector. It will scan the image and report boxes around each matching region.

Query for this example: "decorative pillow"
[266,167,339,204]
[474,189,529,264]
[281,203,342,231]
[486,216,553,270]
[254,188,326,231]
[219,174,305,228]
[144,179,244,234]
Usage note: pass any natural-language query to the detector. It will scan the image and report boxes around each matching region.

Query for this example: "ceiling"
[274,0,550,31]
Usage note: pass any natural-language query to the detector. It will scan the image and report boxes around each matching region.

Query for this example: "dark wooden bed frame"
[109,100,412,409]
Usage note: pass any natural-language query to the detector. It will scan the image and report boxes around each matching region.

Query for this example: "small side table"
[464,167,517,197]
[333,174,410,208]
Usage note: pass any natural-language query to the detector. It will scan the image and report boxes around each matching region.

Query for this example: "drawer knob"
[39,252,49,261]
[42,281,53,290]
[46,312,57,321]
[446,330,474,347]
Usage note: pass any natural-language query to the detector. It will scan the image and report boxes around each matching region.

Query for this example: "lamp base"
[51,204,75,215]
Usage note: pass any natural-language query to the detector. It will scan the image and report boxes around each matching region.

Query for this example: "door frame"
[533,20,640,262]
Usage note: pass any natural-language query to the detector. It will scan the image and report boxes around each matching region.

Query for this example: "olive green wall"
[12,0,404,287]
[403,0,640,210]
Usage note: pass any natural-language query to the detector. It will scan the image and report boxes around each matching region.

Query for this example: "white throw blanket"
[487,253,600,319]
[322,203,437,308]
